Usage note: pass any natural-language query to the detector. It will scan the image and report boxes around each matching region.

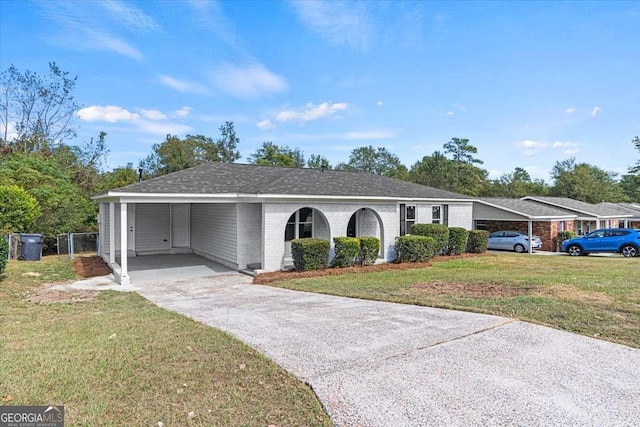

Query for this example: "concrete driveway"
[134,275,640,427]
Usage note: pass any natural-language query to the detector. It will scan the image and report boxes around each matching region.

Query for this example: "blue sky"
[1,0,638,181]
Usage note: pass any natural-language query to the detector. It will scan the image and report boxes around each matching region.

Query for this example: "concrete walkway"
[131,275,640,426]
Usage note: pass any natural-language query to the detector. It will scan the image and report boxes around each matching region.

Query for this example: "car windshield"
[588,230,605,238]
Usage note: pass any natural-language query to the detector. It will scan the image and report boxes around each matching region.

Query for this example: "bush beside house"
[358,237,380,266]
[557,231,578,251]
[332,237,361,268]
[467,230,489,253]
[395,235,437,262]
[411,223,450,254]
[291,238,330,271]
[448,227,469,255]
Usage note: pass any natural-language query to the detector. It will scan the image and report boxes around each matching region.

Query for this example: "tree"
[443,137,483,180]
[99,163,139,191]
[409,150,488,196]
[0,185,41,233]
[629,136,640,174]
[551,158,627,203]
[248,142,305,167]
[486,167,550,198]
[307,154,331,169]
[620,174,640,201]
[336,146,408,179]
[0,62,79,152]
[215,121,241,163]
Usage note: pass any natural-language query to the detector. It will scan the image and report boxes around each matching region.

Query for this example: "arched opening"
[346,207,384,257]
[284,207,330,258]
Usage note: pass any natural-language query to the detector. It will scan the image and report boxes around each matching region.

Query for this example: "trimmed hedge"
[0,235,8,274]
[332,237,361,268]
[291,238,330,271]
[411,223,450,255]
[395,235,437,263]
[467,230,489,253]
[557,231,578,250]
[447,227,469,255]
[358,237,380,266]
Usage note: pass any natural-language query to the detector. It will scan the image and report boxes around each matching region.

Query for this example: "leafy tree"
[100,163,139,191]
[409,150,487,196]
[629,136,640,174]
[0,184,42,233]
[0,153,97,240]
[620,174,640,201]
[0,62,79,152]
[443,137,483,171]
[140,123,241,177]
[248,142,305,167]
[336,145,408,179]
[551,158,627,203]
[51,131,109,195]
[307,154,331,169]
[486,167,550,198]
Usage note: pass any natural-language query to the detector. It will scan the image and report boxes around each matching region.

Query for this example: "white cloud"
[3,121,18,141]
[135,121,192,135]
[159,75,208,94]
[210,63,287,98]
[565,107,576,114]
[100,0,160,32]
[445,111,454,116]
[290,0,372,49]
[552,141,581,155]
[376,100,383,106]
[171,106,192,118]
[276,102,348,123]
[139,109,167,120]
[514,140,548,156]
[78,105,140,122]
[256,119,275,130]
[523,165,549,180]
[591,106,601,117]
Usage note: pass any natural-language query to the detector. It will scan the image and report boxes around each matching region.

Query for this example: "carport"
[115,253,234,284]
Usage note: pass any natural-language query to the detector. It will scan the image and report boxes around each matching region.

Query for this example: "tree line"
[1,64,638,248]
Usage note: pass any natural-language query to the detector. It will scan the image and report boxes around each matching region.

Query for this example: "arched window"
[285,207,314,242]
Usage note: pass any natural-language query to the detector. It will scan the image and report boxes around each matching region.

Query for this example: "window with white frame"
[399,204,416,235]
[432,205,441,224]
[285,208,314,242]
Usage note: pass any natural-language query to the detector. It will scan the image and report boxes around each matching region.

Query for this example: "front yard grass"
[265,254,640,349]
[0,257,330,426]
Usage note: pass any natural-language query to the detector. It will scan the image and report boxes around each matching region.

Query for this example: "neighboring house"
[93,162,474,284]
[596,202,640,228]
[521,196,632,235]
[473,198,578,251]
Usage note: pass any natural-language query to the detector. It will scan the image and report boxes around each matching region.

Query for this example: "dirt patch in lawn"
[28,287,100,304]
[254,253,493,285]
[73,256,112,278]
[412,281,533,298]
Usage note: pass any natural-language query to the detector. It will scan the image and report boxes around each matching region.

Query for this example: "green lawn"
[267,254,640,348]
[0,257,330,426]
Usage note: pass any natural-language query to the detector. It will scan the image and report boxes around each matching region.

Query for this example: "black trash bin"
[18,234,43,261]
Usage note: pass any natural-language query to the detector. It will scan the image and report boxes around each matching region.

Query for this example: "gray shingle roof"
[523,196,631,217]
[104,162,471,200]
[478,198,577,218]
[597,202,640,217]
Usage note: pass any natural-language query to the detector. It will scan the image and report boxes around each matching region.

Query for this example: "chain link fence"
[56,233,99,259]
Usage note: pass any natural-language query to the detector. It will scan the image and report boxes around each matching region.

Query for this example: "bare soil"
[253,253,492,285]
[28,288,100,304]
[412,281,533,298]
[73,256,112,278]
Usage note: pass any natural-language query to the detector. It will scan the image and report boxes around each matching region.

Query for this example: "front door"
[171,204,190,248]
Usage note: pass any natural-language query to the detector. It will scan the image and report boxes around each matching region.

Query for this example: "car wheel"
[567,245,582,256]
[514,243,526,253]
[621,245,639,258]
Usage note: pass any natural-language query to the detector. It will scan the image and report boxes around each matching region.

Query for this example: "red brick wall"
[482,220,576,251]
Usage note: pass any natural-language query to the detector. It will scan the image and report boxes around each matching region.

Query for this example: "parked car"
[562,228,640,257]
[487,231,543,253]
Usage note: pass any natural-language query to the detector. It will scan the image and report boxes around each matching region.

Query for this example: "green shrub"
[331,237,361,268]
[358,237,380,266]
[447,227,469,255]
[395,235,437,263]
[291,238,330,271]
[467,230,489,253]
[0,235,8,274]
[557,230,578,250]
[411,223,450,255]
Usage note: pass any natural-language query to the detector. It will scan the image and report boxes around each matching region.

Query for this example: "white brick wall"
[262,202,398,271]
[447,202,473,228]
[237,203,262,269]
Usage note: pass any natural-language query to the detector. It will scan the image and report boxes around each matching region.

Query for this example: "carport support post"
[120,203,130,285]
[109,203,115,265]
[528,220,533,254]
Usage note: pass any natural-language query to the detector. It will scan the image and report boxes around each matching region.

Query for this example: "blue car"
[562,228,640,257]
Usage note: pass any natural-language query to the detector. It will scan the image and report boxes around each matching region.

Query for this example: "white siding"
[135,204,170,253]
[191,204,238,267]
[237,203,262,269]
